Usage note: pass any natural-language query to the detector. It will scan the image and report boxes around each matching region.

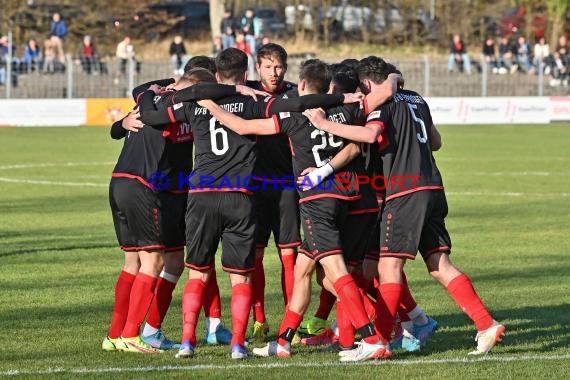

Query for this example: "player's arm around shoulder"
[362,73,400,114]
[198,99,278,136]
[303,108,381,144]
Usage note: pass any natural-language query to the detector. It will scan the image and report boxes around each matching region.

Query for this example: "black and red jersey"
[166,94,278,194]
[247,80,297,183]
[111,88,194,192]
[367,89,443,202]
[276,103,365,202]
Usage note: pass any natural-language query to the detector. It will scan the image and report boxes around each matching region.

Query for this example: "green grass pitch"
[1,124,569,379]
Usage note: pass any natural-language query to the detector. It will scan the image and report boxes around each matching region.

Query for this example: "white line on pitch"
[0,177,107,187]
[446,191,569,197]
[0,162,115,170]
[2,353,570,376]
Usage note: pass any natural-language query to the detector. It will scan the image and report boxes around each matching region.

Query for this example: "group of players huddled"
[102,43,505,361]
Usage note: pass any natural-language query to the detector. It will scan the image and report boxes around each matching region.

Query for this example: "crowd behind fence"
[1,52,569,100]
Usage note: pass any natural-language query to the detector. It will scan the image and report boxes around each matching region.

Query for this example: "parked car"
[284,2,438,42]
[150,1,210,34]
[253,8,286,37]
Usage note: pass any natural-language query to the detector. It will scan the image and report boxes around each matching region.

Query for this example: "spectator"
[77,35,98,74]
[116,36,140,75]
[256,36,270,52]
[547,35,569,81]
[482,36,498,73]
[549,51,569,86]
[447,34,472,74]
[241,8,259,55]
[0,35,8,85]
[497,36,516,74]
[169,35,187,75]
[220,10,237,50]
[49,13,67,65]
[234,32,251,55]
[43,38,56,74]
[22,39,41,73]
[212,35,223,57]
[533,37,549,73]
[515,35,533,73]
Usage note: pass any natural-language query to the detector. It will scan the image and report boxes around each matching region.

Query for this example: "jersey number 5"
[209,117,229,155]
[407,103,428,144]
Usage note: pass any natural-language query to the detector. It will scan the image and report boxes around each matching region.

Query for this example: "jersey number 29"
[311,129,343,166]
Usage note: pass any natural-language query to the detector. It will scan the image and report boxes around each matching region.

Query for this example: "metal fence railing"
[2,54,569,99]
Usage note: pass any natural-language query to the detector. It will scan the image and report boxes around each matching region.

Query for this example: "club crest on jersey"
[367,110,381,121]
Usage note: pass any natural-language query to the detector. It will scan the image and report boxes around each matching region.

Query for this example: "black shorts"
[365,194,385,262]
[343,185,379,265]
[185,191,256,274]
[109,177,164,252]
[299,197,350,262]
[159,191,187,252]
[254,186,301,249]
[380,190,452,260]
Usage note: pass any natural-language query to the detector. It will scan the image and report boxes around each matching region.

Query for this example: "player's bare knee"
[163,250,185,277]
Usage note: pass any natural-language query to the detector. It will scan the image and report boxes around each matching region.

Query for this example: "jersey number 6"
[209,117,229,155]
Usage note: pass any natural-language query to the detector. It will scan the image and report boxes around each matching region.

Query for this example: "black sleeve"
[110,117,127,140]
[171,83,237,103]
[131,78,175,101]
[138,91,172,126]
[267,93,344,115]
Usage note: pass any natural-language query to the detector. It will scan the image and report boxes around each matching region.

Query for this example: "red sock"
[280,253,296,305]
[122,273,157,338]
[108,270,135,339]
[277,308,303,347]
[314,288,336,320]
[400,272,417,313]
[374,283,404,343]
[230,283,253,347]
[399,309,411,322]
[447,274,494,331]
[351,272,376,319]
[146,276,177,329]
[203,270,221,318]
[182,279,206,346]
[333,274,377,343]
[336,300,355,348]
[252,257,266,323]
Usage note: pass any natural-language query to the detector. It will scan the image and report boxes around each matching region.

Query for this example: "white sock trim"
[206,317,221,334]
[142,323,159,337]
[159,271,180,284]
[408,306,428,326]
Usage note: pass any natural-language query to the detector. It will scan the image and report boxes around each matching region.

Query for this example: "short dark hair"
[179,67,216,85]
[330,63,359,93]
[340,58,360,71]
[256,43,288,66]
[299,59,331,94]
[184,55,216,74]
[357,56,394,84]
[215,48,248,83]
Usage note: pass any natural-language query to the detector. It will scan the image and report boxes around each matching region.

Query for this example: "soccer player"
[303,55,505,356]
[138,48,359,360]
[104,69,250,353]
[246,43,300,341]
[197,59,399,361]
